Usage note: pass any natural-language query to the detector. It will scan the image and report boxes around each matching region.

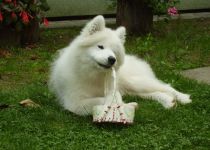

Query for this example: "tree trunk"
[0,20,40,47]
[0,27,21,47]
[21,19,40,46]
[116,0,153,36]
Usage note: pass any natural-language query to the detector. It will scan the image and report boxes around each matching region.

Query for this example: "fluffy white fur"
[49,15,192,116]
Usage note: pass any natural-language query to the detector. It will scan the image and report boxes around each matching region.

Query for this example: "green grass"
[0,19,210,149]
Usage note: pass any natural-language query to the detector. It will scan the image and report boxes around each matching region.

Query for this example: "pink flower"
[43,18,49,26]
[11,12,17,19]
[168,7,178,16]
[20,11,29,24]
[0,12,3,22]
[4,0,12,3]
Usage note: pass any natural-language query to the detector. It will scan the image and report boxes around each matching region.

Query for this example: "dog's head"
[77,15,126,71]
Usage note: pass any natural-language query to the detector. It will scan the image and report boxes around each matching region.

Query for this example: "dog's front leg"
[71,97,107,116]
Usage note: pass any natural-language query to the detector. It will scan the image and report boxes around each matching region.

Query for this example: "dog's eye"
[97,45,104,49]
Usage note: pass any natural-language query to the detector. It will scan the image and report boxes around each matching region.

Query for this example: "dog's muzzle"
[97,56,116,69]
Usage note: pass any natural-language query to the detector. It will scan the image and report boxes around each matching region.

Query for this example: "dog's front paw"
[176,93,192,104]
[126,102,139,109]
[163,99,176,109]
[157,94,176,109]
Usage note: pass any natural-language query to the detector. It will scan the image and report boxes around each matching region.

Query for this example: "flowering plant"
[109,0,179,16]
[148,0,179,16]
[0,0,49,31]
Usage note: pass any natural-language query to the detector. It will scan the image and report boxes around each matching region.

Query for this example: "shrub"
[109,0,179,16]
[0,0,50,31]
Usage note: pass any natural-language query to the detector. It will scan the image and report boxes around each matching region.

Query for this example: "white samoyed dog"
[50,15,192,116]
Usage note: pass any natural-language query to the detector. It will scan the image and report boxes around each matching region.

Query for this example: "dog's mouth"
[97,62,112,69]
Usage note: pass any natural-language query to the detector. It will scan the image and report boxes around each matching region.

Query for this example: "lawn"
[0,18,210,149]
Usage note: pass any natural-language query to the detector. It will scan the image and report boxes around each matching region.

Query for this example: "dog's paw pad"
[163,99,176,109]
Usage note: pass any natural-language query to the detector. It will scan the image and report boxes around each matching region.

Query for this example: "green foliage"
[147,0,179,14]
[108,0,179,15]
[0,0,50,31]
[131,33,155,52]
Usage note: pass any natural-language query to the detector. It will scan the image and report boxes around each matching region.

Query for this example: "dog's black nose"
[108,56,116,65]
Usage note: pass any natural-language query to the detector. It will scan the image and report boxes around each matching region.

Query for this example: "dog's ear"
[81,15,105,36]
[115,26,126,44]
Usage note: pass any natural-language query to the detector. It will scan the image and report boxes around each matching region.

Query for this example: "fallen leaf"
[0,72,14,81]
[0,49,11,58]
[19,99,40,108]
